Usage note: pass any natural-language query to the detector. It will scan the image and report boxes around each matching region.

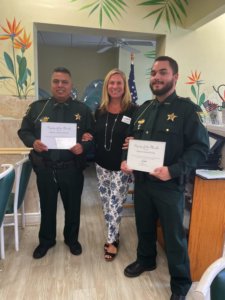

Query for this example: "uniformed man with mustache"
[18,67,94,259]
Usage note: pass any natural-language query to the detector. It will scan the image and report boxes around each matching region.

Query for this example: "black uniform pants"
[134,179,192,296]
[35,165,84,247]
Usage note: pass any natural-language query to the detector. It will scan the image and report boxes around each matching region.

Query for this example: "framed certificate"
[41,122,77,149]
[127,139,166,173]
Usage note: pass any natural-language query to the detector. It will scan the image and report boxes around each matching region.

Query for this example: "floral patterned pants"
[96,163,130,244]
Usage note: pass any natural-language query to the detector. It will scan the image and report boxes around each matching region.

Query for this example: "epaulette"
[72,98,84,103]
[36,97,52,103]
[178,96,199,107]
[177,96,194,104]
[29,97,51,107]
[142,99,152,105]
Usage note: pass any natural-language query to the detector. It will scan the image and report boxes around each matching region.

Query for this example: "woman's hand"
[122,136,134,150]
[70,143,83,155]
[82,132,93,142]
[121,160,133,174]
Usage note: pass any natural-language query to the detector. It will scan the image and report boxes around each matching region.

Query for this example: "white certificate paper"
[127,139,166,172]
[41,122,77,149]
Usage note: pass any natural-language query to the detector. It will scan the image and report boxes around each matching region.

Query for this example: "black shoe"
[170,294,186,300]
[124,260,156,277]
[65,241,82,255]
[33,243,56,259]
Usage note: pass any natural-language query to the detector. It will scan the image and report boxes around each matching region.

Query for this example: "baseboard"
[4,212,40,226]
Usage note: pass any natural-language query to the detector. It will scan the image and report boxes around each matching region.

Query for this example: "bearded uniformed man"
[18,67,94,259]
[121,56,209,300]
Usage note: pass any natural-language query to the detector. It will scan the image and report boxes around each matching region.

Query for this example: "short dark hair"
[52,67,71,77]
[154,56,178,74]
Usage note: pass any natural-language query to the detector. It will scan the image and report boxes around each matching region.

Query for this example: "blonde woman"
[83,68,137,261]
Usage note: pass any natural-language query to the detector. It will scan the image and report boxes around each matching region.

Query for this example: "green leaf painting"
[138,0,189,30]
[70,0,189,30]
[144,50,156,76]
[4,52,15,75]
[70,0,127,27]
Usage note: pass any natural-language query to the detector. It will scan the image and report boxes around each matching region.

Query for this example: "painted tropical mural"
[0,1,224,125]
[70,0,190,30]
[0,18,34,99]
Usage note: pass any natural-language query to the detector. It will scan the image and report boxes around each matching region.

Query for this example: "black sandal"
[104,234,119,251]
[104,240,119,262]
[104,243,109,251]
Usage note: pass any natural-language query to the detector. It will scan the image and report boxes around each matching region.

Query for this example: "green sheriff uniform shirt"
[18,97,95,166]
[125,92,209,186]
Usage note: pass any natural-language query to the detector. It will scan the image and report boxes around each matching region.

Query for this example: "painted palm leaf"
[144,50,156,59]
[0,76,12,80]
[70,0,127,27]
[144,50,156,76]
[138,0,189,31]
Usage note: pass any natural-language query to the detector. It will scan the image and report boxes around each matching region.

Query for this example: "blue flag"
[128,63,138,103]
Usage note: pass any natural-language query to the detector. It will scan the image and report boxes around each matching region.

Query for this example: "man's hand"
[70,143,83,155]
[82,132,93,142]
[33,139,48,152]
[122,136,134,150]
[150,166,171,181]
[121,160,133,174]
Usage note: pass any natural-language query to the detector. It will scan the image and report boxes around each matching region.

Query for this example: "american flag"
[128,63,138,104]
[203,100,218,112]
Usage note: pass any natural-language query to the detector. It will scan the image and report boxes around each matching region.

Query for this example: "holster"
[29,150,46,172]
[29,150,85,171]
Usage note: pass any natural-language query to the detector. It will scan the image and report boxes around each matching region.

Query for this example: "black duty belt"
[44,160,76,169]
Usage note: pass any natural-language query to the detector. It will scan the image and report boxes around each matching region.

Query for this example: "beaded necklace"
[104,112,119,151]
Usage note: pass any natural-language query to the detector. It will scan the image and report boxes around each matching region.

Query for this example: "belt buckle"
[56,161,64,169]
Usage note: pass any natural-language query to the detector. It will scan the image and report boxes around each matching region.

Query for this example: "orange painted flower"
[0,18,23,40]
[14,30,32,51]
[186,71,204,85]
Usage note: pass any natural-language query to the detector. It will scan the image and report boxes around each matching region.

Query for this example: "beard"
[149,79,174,96]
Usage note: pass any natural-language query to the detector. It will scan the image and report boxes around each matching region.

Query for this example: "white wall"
[38,45,119,98]
[166,13,225,107]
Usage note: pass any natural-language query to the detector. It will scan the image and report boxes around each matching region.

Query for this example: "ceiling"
[37,30,155,53]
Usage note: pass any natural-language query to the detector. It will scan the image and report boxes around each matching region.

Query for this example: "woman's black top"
[95,104,138,171]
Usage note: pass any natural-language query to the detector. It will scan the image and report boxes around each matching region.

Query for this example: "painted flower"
[186,71,204,85]
[0,17,34,99]
[14,30,32,52]
[0,18,23,40]
[186,71,206,106]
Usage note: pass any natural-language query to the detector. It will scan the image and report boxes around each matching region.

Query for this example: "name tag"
[121,115,131,124]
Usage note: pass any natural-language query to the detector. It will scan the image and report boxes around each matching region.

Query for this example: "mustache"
[152,80,164,84]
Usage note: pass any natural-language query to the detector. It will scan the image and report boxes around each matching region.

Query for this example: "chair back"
[0,165,15,225]
[210,268,225,300]
[194,257,225,300]
[5,157,32,213]
[16,158,32,209]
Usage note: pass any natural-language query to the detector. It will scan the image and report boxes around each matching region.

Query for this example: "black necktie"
[143,100,161,137]
[55,103,66,122]
[50,103,65,161]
